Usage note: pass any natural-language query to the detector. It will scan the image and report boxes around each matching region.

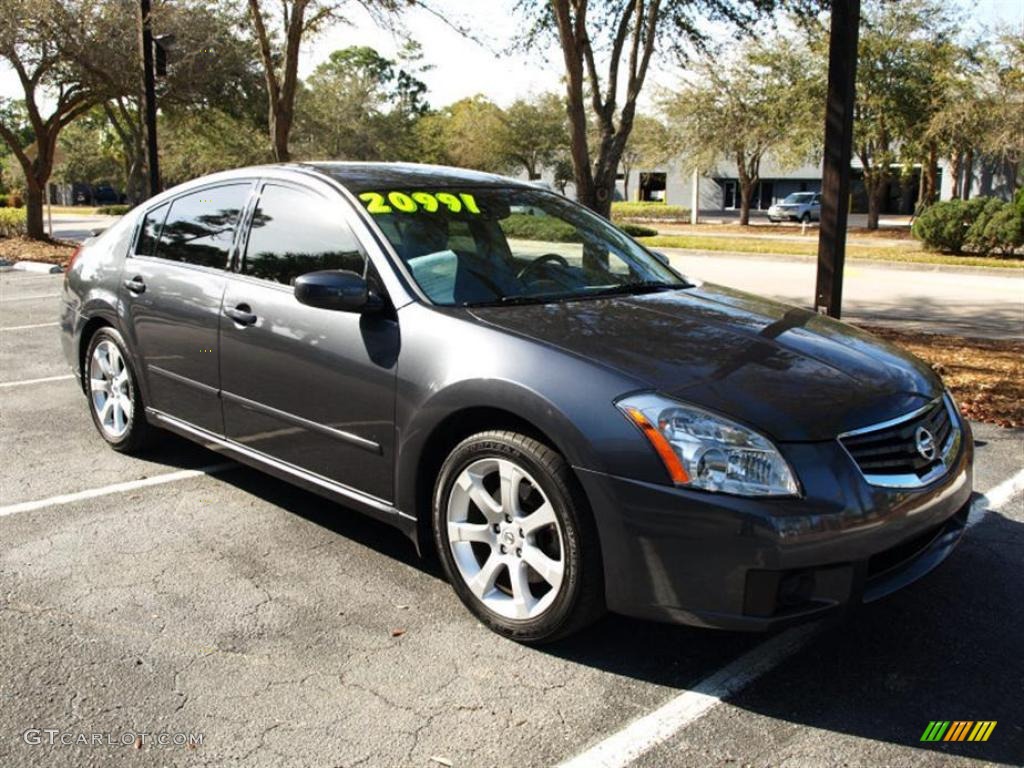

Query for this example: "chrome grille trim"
[838,395,962,489]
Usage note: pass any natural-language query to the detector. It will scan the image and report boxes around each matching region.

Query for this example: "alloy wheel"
[446,457,565,620]
[89,339,133,439]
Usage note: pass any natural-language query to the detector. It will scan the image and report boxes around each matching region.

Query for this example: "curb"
[8,260,63,274]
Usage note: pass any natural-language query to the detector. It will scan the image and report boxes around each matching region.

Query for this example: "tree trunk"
[25,181,46,240]
[865,177,885,230]
[922,142,938,207]
[949,149,962,200]
[961,147,974,200]
[738,181,754,226]
[271,106,291,162]
[622,167,630,202]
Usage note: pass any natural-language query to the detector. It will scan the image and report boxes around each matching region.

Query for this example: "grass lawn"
[45,205,103,215]
[861,326,1024,428]
[638,233,1024,270]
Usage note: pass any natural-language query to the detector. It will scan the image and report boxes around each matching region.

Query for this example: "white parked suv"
[768,192,821,223]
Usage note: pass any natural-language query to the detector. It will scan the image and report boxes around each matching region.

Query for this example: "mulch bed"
[0,236,76,267]
[862,325,1024,428]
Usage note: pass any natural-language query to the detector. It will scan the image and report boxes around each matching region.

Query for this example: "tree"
[415,96,510,172]
[296,45,428,160]
[852,0,955,228]
[620,115,672,201]
[496,93,568,180]
[515,0,817,218]
[662,35,823,224]
[247,0,426,162]
[78,2,265,203]
[0,0,123,238]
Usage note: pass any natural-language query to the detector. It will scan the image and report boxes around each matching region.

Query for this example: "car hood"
[468,283,942,441]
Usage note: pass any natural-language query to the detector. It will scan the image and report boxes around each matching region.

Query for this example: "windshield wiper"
[583,281,681,298]
[468,281,682,308]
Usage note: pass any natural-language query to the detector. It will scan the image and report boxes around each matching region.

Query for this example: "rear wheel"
[800,211,811,223]
[433,431,604,643]
[85,327,154,453]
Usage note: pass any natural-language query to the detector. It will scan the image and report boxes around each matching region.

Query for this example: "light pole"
[814,0,860,319]
[138,0,160,198]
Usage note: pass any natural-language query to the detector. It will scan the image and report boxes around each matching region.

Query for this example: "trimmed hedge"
[501,214,581,242]
[0,208,27,237]
[618,223,658,237]
[501,214,658,242]
[912,196,1023,256]
[96,204,132,215]
[612,201,690,221]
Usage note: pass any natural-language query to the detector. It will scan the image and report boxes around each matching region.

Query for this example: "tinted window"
[242,184,366,285]
[155,184,250,268]
[136,203,168,256]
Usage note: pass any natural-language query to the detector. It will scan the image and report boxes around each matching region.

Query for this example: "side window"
[135,203,168,256]
[154,184,251,268]
[242,184,366,285]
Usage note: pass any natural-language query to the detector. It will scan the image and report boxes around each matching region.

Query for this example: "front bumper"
[577,422,974,631]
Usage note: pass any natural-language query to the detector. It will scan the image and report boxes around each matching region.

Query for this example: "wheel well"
[413,407,565,557]
[77,317,111,391]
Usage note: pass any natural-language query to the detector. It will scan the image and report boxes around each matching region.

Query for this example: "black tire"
[800,211,811,223]
[84,326,156,453]
[433,431,604,644]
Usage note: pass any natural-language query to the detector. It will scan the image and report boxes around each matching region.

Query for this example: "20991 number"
[359,191,482,216]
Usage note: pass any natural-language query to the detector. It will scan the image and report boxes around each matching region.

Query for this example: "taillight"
[67,245,83,271]
[64,246,83,288]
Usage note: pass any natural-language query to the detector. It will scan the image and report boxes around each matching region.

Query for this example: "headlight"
[617,393,799,497]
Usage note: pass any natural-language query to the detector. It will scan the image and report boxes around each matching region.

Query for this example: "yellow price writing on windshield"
[359,191,482,215]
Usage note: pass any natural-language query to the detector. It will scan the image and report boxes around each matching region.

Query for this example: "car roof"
[297,161,535,192]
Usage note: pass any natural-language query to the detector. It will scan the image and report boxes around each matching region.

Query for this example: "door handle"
[225,304,257,326]
[123,276,146,294]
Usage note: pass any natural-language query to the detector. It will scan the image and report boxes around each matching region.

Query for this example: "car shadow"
[142,437,1022,761]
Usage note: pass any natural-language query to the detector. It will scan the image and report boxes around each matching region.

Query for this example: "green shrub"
[0,194,7,208]
[912,198,986,253]
[96,204,131,216]
[618,223,658,237]
[982,203,1024,256]
[500,214,581,242]
[965,197,1007,254]
[612,201,690,221]
[0,207,27,238]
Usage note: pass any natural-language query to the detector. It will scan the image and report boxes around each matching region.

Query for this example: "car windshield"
[355,186,688,307]
[782,193,815,204]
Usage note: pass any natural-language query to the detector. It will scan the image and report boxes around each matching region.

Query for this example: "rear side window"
[135,203,168,256]
[242,184,366,285]
[154,184,251,268]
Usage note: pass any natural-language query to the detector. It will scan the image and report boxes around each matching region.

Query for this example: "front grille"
[840,399,955,480]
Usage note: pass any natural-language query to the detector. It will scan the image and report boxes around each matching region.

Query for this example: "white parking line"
[0,463,237,518]
[0,374,74,388]
[967,467,1024,528]
[556,471,1024,768]
[0,322,59,331]
[0,293,61,302]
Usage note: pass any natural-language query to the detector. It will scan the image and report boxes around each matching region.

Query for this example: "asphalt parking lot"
[1,270,1022,768]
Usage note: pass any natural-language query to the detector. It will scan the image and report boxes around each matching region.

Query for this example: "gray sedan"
[60,163,973,643]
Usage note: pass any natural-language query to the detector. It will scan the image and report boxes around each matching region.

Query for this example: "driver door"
[218,180,399,502]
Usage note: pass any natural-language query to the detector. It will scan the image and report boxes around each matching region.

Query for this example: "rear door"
[219,180,399,501]
[120,182,253,433]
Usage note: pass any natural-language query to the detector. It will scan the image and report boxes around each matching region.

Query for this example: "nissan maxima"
[60,163,973,643]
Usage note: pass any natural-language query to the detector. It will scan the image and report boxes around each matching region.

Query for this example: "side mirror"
[294,270,381,313]
[651,250,671,267]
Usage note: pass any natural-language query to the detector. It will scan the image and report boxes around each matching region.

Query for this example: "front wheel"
[433,431,604,643]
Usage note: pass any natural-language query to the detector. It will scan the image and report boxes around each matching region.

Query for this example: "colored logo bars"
[921,721,997,742]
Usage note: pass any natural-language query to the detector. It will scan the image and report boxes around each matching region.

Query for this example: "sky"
[1,0,1022,109]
